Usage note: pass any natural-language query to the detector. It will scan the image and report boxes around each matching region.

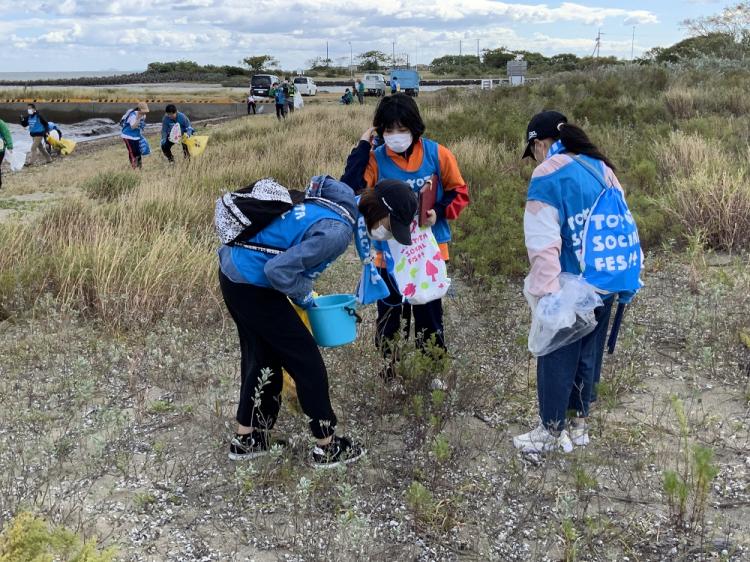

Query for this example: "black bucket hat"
[522,110,568,159]
[374,179,418,245]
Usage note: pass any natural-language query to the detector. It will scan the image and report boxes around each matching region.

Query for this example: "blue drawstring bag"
[572,155,643,303]
[354,209,389,305]
[139,136,151,156]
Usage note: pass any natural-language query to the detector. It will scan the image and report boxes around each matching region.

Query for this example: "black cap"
[522,110,568,159]
[374,179,418,245]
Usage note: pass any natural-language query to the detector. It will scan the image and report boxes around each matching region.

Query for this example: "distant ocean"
[0,71,139,81]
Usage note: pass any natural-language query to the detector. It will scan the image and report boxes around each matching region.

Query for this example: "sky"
[0,0,738,73]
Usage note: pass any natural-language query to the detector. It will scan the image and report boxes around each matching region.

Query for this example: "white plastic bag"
[294,90,304,109]
[8,149,25,172]
[527,273,603,357]
[384,220,450,305]
[168,123,182,143]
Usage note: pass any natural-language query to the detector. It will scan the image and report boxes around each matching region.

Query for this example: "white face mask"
[369,224,393,241]
[27,109,34,115]
[383,132,412,154]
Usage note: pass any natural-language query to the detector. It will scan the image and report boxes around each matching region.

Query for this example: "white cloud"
[0,1,674,70]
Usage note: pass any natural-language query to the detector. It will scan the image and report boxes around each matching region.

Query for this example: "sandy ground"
[0,120,748,561]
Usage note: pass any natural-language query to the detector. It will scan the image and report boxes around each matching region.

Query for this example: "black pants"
[219,272,337,439]
[357,93,364,105]
[287,100,294,113]
[0,150,4,189]
[161,140,189,162]
[247,102,256,115]
[275,103,286,120]
[123,138,142,169]
[376,267,445,354]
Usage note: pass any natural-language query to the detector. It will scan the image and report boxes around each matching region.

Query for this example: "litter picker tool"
[607,302,627,354]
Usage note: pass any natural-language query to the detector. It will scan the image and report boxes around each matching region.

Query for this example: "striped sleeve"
[524,200,561,297]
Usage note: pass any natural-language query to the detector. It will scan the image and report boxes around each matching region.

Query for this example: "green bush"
[421,65,750,279]
[81,171,140,202]
[0,511,116,561]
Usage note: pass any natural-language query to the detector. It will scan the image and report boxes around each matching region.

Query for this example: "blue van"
[389,69,420,96]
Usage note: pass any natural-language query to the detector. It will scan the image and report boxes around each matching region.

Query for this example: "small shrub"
[662,397,720,531]
[656,131,726,180]
[664,169,750,251]
[81,171,140,202]
[0,511,116,561]
[664,88,696,119]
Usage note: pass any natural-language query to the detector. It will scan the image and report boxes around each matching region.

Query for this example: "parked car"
[250,74,281,97]
[362,73,386,96]
[293,76,317,96]
[390,69,420,96]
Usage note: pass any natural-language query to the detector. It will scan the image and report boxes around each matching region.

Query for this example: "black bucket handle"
[344,306,362,324]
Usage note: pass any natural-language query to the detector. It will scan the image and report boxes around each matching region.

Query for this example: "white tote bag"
[384,219,450,305]
[168,123,182,143]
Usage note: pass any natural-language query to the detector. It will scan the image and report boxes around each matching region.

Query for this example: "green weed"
[0,511,116,561]
[81,171,140,202]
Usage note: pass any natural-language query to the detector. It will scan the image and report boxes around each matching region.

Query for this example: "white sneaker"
[569,420,590,447]
[513,423,574,454]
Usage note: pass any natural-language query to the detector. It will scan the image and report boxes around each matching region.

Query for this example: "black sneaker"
[312,435,366,469]
[228,431,283,461]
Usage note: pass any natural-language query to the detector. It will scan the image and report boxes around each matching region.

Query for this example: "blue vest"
[374,137,451,244]
[121,109,143,139]
[527,154,607,275]
[226,202,349,287]
[28,114,46,135]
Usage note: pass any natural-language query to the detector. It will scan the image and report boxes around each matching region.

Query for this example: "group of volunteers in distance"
[0,104,70,187]
[215,93,643,468]
[0,101,204,184]
[118,102,207,169]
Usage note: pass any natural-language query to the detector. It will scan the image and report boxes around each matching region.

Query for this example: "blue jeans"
[537,296,614,431]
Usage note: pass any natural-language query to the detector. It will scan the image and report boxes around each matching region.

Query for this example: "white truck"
[362,73,386,96]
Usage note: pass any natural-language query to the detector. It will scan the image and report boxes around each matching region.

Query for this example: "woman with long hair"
[514,110,625,454]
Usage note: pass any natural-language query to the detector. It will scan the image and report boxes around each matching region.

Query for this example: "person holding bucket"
[341,93,470,378]
[217,175,416,467]
[514,110,641,455]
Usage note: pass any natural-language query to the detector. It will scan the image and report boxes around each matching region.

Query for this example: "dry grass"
[0,85,749,561]
[665,168,750,251]
[0,106,374,328]
[656,131,726,179]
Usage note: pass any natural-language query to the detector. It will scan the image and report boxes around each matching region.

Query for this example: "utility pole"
[592,29,603,58]
[477,39,480,60]
[631,26,636,60]
[392,41,396,68]
[348,41,353,78]
[326,41,329,66]
[459,39,462,57]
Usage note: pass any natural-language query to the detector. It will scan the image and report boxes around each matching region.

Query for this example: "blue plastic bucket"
[307,294,361,348]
